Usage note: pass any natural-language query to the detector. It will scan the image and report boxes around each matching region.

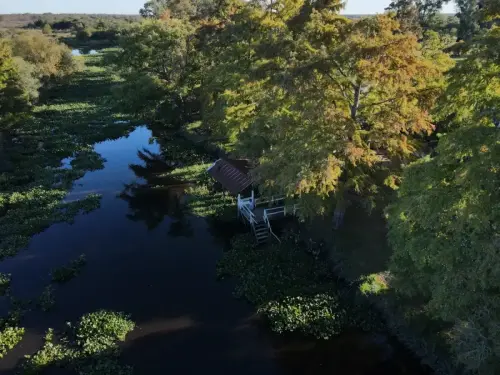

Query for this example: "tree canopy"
[388,8,500,372]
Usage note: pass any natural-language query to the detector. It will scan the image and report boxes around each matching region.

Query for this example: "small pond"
[0,126,431,374]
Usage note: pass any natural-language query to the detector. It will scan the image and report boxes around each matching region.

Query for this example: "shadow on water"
[0,125,431,375]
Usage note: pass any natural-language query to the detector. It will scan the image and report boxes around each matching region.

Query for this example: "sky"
[1,0,457,15]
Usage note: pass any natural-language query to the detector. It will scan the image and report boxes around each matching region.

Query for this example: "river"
[0,125,431,374]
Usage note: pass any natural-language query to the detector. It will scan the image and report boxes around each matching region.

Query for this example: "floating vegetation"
[0,52,132,261]
[51,254,87,283]
[0,272,11,296]
[22,310,135,375]
[0,326,25,358]
[217,234,384,339]
[38,285,56,312]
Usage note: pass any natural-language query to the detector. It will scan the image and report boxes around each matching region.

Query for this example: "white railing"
[255,195,286,207]
[240,204,256,225]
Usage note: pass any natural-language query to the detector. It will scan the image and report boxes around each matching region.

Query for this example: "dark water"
[0,126,430,374]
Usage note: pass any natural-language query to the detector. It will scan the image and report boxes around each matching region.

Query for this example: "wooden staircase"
[253,221,270,244]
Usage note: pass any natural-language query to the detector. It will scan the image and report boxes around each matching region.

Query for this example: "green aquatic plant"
[0,272,11,296]
[259,294,345,339]
[22,311,135,374]
[38,285,55,312]
[0,326,25,358]
[22,328,76,375]
[51,254,87,283]
[0,52,132,262]
[76,310,135,354]
[217,234,384,339]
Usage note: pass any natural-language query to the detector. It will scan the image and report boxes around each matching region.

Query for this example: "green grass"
[22,310,135,375]
[51,254,86,283]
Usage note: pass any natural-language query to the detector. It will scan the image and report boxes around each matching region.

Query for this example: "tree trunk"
[351,84,361,120]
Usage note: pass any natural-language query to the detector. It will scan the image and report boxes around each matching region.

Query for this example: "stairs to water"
[253,221,269,244]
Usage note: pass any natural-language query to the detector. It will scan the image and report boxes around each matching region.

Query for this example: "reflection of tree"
[119,149,193,236]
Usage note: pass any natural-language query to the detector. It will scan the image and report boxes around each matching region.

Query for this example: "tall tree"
[386,0,451,33]
[456,0,481,40]
[0,39,34,170]
[388,11,500,373]
[204,3,452,215]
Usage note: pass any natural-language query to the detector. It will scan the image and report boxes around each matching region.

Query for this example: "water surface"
[0,126,430,375]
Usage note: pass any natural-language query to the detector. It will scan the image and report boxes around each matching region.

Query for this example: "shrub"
[42,24,52,35]
[359,273,389,296]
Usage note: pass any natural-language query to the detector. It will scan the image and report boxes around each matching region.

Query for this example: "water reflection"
[71,49,98,56]
[119,149,193,236]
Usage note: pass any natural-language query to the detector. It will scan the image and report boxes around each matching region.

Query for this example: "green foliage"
[11,31,81,80]
[217,234,382,338]
[456,0,481,41]
[23,311,135,375]
[22,329,76,375]
[51,254,87,283]
[386,0,451,33]
[41,24,52,35]
[76,310,135,354]
[259,294,345,339]
[0,191,102,260]
[199,5,452,215]
[0,272,11,296]
[388,21,500,373]
[0,326,25,358]
[1,52,131,261]
[38,285,55,312]
[359,273,389,296]
[0,38,32,130]
[388,124,500,374]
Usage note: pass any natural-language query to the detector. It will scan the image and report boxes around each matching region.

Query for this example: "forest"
[0,0,499,374]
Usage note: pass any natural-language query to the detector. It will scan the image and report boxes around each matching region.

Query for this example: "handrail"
[263,211,281,243]
[240,204,256,225]
[255,195,286,206]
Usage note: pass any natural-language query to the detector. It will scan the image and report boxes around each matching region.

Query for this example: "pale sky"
[1,0,457,15]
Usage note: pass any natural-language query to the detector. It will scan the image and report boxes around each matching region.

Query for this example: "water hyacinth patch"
[0,272,12,296]
[51,254,87,283]
[22,310,135,374]
[0,326,25,358]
